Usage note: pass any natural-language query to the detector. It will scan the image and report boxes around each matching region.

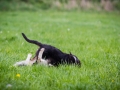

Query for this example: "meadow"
[0,11,120,90]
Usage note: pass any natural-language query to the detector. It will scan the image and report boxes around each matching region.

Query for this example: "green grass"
[0,11,120,90]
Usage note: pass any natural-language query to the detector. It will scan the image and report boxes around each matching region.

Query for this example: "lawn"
[0,11,120,90]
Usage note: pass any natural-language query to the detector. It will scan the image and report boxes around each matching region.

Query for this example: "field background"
[0,10,120,90]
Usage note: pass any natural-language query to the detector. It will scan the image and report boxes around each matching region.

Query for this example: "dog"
[14,33,81,67]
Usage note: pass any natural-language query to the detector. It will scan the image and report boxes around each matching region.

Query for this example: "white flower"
[6,84,12,88]
[67,28,70,31]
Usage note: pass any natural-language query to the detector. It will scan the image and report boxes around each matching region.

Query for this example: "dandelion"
[16,74,20,78]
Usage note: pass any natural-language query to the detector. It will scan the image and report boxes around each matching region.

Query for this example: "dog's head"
[67,53,81,66]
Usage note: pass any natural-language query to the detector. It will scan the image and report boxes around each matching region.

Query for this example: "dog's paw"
[28,53,32,57]
[13,63,18,67]
[48,64,54,67]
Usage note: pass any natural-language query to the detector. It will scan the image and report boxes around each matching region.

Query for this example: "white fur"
[14,48,53,67]
[38,48,48,66]
[73,56,77,62]
[14,53,32,66]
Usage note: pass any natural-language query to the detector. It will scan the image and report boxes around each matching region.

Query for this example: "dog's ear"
[69,52,72,55]
[68,52,73,59]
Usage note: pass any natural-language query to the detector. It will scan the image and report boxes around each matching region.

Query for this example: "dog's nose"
[77,59,81,67]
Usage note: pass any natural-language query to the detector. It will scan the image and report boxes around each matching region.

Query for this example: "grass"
[0,11,120,90]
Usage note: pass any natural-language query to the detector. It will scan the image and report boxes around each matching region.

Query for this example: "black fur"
[22,33,81,67]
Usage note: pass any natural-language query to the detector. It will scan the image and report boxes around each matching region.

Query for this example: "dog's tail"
[22,33,42,47]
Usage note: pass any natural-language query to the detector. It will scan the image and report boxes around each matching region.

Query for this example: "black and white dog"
[14,33,81,67]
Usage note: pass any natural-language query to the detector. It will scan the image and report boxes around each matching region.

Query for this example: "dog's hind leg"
[37,48,49,66]
[38,48,54,66]
[37,48,45,63]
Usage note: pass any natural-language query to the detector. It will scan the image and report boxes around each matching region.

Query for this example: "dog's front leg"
[14,53,32,66]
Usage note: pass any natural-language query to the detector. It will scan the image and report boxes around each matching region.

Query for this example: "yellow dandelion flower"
[16,74,20,78]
